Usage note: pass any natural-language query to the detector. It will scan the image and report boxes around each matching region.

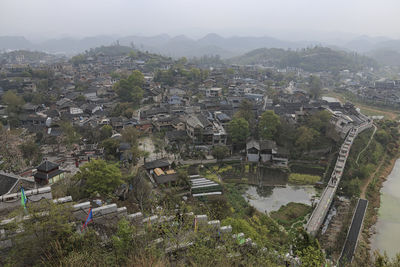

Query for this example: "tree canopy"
[258,110,280,140]
[212,145,230,161]
[295,126,319,151]
[2,90,25,114]
[309,75,322,99]
[74,159,123,196]
[234,99,256,131]
[114,70,144,106]
[228,117,250,148]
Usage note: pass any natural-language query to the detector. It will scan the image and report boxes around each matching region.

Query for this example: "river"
[243,185,317,213]
[372,158,400,258]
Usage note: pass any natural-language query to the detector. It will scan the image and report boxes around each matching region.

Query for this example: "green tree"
[2,90,25,114]
[128,50,137,59]
[102,138,120,160]
[342,178,361,197]
[99,125,113,141]
[74,159,123,196]
[297,245,325,266]
[121,126,139,146]
[110,102,134,118]
[228,117,250,149]
[375,129,390,146]
[307,110,331,133]
[234,99,256,130]
[178,56,187,65]
[19,140,42,165]
[112,219,135,264]
[258,110,281,140]
[291,228,325,266]
[70,54,86,65]
[114,70,144,106]
[211,145,230,162]
[188,68,202,81]
[309,75,322,99]
[60,121,81,146]
[295,126,319,151]
[6,201,75,266]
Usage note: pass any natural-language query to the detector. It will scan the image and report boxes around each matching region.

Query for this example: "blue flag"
[81,208,93,230]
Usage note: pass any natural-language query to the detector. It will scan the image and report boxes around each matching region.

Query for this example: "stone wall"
[0,187,52,212]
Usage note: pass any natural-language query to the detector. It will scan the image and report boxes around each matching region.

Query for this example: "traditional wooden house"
[34,160,65,185]
[246,140,278,163]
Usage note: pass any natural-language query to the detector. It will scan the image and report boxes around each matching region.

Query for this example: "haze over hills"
[0,33,311,57]
[228,46,378,72]
[1,33,400,65]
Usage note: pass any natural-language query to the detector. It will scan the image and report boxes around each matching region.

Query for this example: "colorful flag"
[81,208,93,231]
[21,188,27,209]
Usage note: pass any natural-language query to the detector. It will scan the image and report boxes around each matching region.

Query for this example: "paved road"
[339,199,368,265]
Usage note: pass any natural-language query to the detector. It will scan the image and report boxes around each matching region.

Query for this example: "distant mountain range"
[1,33,400,65]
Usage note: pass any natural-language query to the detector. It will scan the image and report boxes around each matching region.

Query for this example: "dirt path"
[356,125,377,166]
[360,157,384,199]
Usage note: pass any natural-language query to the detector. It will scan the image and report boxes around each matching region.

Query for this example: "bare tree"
[129,171,152,211]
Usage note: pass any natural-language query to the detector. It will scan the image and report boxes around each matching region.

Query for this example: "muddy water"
[372,158,400,258]
[243,185,317,213]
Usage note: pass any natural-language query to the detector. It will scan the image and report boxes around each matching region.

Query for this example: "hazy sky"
[1,0,400,40]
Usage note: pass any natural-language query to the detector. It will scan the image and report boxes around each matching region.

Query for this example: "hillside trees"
[6,201,75,266]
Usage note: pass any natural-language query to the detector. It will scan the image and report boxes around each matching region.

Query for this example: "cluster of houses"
[0,47,375,192]
[352,79,400,106]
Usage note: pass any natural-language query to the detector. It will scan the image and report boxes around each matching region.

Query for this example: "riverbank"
[369,156,400,258]
[353,153,399,265]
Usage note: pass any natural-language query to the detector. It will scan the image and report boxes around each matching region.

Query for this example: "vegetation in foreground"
[270,202,312,229]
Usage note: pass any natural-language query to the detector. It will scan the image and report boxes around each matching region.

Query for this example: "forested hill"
[228,46,378,72]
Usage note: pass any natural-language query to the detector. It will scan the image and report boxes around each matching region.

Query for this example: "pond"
[243,184,317,213]
[372,158,400,258]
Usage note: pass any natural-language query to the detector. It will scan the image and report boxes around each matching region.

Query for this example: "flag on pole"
[81,208,93,231]
[21,187,27,209]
